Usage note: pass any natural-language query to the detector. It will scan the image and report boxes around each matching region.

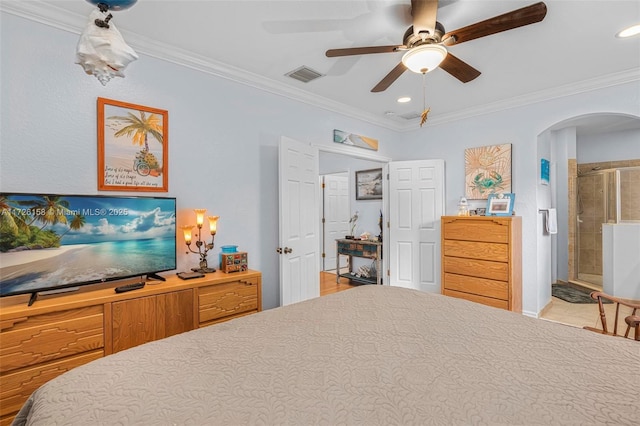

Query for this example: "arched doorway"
[540,113,640,291]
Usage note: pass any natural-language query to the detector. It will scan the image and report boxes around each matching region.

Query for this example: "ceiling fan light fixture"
[401,44,448,74]
[616,24,640,38]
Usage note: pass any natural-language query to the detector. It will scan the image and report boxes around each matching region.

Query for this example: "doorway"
[279,138,445,303]
[318,148,388,294]
[574,168,608,289]
[542,113,640,299]
[573,164,640,290]
[318,154,446,294]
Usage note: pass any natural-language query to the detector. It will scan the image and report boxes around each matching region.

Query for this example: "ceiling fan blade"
[371,62,407,92]
[411,0,438,37]
[439,53,481,83]
[442,2,547,46]
[326,45,404,57]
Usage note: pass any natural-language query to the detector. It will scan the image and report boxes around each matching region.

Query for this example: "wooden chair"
[583,291,640,341]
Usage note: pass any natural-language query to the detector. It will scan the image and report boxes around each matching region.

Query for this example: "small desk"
[336,239,383,285]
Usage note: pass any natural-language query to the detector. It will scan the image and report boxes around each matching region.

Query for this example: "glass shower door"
[575,171,611,288]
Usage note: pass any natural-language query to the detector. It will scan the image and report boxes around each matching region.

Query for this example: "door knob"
[284,247,293,254]
[276,247,283,254]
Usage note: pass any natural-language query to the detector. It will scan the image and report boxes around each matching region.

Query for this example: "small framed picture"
[355,168,383,200]
[540,158,550,186]
[486,193,515,216]
[476,207,486,216]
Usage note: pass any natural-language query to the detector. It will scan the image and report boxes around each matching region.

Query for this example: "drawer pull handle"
[1,316,29,331]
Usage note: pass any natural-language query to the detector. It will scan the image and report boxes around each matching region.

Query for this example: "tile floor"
[540,296,636,335]
[539,297,602,328]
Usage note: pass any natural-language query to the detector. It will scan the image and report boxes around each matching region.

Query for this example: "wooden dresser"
[441,216,522,312]
[0,270,261,425]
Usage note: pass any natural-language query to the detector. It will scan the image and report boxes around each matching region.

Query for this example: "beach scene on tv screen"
[0,194,176,296]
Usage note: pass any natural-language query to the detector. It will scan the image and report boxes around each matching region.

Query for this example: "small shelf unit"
[336,239,383,285]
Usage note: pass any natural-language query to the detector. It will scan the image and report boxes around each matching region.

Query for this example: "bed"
[13,285,638,425]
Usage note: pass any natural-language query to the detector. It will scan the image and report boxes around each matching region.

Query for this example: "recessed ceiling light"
[616,24,640,38]
[397,97,411,103]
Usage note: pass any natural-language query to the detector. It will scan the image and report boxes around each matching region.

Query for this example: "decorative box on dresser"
[0,270,261,425]
[441,216,522,312]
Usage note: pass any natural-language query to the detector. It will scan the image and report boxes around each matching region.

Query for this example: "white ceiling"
[3,0,640,130]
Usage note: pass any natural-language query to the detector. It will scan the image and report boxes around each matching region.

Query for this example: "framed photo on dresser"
[486,193,515,216]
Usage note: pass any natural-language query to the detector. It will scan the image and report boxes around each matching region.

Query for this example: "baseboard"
[569,279,601,292]
[538,299,554,319]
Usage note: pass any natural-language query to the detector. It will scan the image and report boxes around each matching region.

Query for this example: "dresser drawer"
[0,306,104,373]
[441,216,521,312]
[443,273,509,300]
[443,240,509,262]
[444,289,510,310]
[443,256,509,282]
[0,350,103,418]
[199,277,259,325]
[442,218,510,243]
[336,241,381,258]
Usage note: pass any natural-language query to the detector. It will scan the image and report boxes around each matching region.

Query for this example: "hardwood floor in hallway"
[320,271,357,296]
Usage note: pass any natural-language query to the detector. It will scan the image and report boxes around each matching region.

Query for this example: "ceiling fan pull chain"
[420,72,430,127]
[422,72,426,111]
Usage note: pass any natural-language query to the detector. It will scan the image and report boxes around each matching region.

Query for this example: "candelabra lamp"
[181,209,219,273]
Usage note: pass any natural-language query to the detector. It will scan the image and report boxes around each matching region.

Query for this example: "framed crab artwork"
[464,143,512,200]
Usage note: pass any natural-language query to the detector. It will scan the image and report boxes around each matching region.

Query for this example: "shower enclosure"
[574,165,640,288]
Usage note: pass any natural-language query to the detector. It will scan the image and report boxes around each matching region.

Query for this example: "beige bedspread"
[13,285,639,425]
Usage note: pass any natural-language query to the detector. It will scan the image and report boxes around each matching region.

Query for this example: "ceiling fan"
[325,0,547,92]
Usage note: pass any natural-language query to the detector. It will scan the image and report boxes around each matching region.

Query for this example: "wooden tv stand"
[0,270,262,425]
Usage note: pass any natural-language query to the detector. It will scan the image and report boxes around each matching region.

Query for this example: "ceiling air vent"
[400,112,421,120]
[285,66,324,83]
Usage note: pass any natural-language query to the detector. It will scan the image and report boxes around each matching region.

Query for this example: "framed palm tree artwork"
[97,97,168,192]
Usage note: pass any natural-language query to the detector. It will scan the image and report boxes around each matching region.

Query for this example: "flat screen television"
[0,193,176,303]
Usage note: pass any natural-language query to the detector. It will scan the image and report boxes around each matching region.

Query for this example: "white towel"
[546,208,558,234]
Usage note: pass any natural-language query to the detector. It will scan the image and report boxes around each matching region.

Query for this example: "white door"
[388,160,445,293]
[322,173,349,271]
[278,136,320,305]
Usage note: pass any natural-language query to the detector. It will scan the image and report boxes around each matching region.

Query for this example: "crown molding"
[0,1,406,132]
[424,68,640,127]
[130,36,409,132]
[3,1,638,133]
[0,0,81,32]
